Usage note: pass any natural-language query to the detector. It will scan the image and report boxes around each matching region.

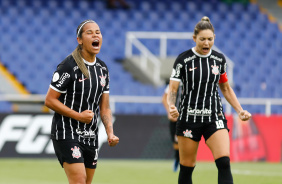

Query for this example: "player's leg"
[170,121,180,172]
[83,143,98,184]
[52,140,87,183]
[85,168,95,184]
[206,129,233,184]
[63,162,87,184]
[178,136,199,184]
[173,142,179,172]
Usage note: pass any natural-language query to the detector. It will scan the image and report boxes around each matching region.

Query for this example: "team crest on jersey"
[99,74,107,87]
[211,65,219,75]
[71,146,81,159]
[183,129,193,138]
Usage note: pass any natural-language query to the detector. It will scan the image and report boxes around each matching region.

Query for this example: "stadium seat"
[1,0,281,114]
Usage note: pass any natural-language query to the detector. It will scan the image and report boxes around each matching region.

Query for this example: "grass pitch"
[0,159,281,184]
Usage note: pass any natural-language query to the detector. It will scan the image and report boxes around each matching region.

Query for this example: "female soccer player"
[45,20,119,184]
[167,16,251,184]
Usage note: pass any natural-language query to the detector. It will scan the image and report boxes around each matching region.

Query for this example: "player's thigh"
[63,162,86,184]
[206,129,230,160]
[86,168,95,184]
[178,136,199,167]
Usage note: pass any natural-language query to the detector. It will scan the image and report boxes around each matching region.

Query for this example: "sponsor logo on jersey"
[184,55,196,63]
[96,63,107,70]
[187,108,212,116]
[73,66,79,71]
[99,74,107,87]
[211,65,219,75]
[78,78,87,82]
[183,129,193,138]
[189,67,197,71]
[76,128,96,139]
[71,146,81,159]
[210,55,223,62]
[56,72,70,88]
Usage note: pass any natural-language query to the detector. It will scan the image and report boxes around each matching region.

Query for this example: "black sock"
[175,150,179,162]
[178,164,195,184]
[215,156,233,184]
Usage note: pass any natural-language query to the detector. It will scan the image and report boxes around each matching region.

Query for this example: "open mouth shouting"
[92,39,100,49]
[202,47,210,54]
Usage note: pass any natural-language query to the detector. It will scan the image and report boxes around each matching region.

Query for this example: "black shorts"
[52,139,99,169]
[176,117,229,142]
[169,121,178,143]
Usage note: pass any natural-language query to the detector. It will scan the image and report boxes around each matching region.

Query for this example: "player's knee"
[68,173,87,184]
[180,159,196,167]
[215,156,231,170]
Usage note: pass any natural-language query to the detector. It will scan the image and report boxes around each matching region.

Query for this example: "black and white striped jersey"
[170,48,227,123]
[49,55,110,146]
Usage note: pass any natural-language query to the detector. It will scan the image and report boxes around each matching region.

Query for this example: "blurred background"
[0,0,282,183]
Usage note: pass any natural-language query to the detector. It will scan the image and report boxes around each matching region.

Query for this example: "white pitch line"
[232,169,282,177]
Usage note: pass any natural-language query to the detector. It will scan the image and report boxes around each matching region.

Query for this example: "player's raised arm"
[167,80,180,119]
[99,93,119,147]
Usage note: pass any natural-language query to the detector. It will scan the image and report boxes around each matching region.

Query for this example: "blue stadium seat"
[1,0,282,113]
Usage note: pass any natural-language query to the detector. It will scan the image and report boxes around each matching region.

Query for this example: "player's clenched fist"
[79,110,94,124]
[169,105,179,119]
[238,110,252,121]
[108,135,119,147]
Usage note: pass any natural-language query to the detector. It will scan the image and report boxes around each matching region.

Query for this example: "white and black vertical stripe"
[193,58,202,123]
[70,74,77,140]
[202,58,210,123]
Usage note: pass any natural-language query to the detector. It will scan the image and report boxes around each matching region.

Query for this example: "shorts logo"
[71,146,81,159]
[211,65,219,75]
[183,129,193,138]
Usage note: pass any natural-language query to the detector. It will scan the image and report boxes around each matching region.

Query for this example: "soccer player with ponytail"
[168,16,251,184]
[45,20,119,184]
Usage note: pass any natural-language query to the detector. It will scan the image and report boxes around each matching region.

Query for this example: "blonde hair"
[72,45,90,79]
[194,16,214,36]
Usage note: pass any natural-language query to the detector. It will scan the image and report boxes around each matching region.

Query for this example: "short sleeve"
[103,70,110,93]
[220,54,227,75]
[50,62,73,93]
[170,56,184,82]
[219,54,228,83]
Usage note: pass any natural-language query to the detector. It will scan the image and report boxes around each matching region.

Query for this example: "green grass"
[0,159,281,184]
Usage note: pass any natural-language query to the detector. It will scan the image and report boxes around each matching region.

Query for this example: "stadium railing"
[0,94,281,116]
[125,31,235,86]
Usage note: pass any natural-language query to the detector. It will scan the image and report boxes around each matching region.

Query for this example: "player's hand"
[238,110,252,121]
[169,105,179,119]
[108,134,119,147]
[79,110,94,124]
[168,113,178,122]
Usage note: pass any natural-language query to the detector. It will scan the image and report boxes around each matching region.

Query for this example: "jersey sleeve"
[219,54,228,83]
[50,62,73,93]
[170,56,184,82]
[103,70,110,93]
